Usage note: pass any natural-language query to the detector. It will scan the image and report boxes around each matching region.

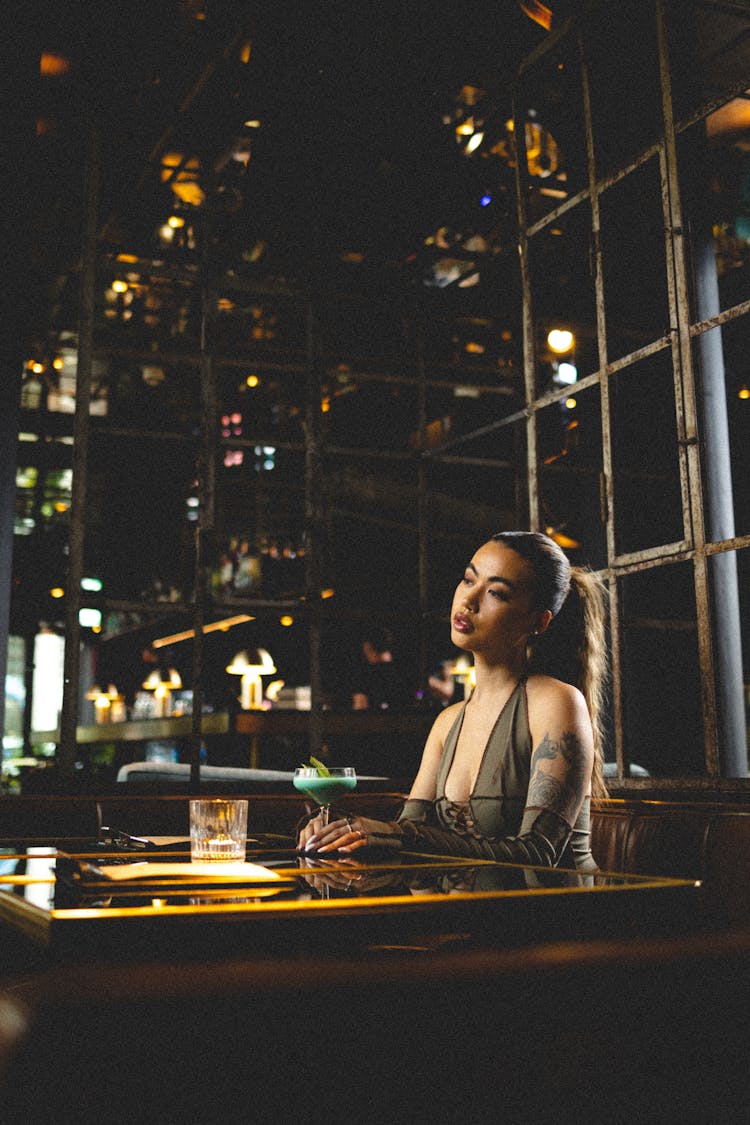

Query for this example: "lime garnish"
[309,755,331,777]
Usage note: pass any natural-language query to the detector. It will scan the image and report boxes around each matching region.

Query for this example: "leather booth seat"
[591,799,750,927]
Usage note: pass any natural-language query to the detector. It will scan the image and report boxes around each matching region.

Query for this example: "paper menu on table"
[91,861,290,882]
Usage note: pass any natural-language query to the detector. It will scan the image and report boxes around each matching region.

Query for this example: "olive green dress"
[398,679,597,872]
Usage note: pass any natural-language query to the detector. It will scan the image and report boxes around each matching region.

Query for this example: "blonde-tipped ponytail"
[570,566,608,799]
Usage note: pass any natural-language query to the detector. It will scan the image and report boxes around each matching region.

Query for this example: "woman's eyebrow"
[467,562,517,590]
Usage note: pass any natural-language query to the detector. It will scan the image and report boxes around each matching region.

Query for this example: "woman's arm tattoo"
[526,730,588,824]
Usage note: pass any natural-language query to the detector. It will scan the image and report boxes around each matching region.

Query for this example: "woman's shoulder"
[525,673,587,713]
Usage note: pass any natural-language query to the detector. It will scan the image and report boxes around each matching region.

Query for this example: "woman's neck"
[469,654,527,703]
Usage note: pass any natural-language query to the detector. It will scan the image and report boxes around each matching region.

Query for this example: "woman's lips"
[453,614,473,633]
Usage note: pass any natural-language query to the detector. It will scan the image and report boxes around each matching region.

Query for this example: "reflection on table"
[0,837,701,964]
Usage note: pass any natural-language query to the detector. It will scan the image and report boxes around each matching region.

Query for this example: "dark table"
[0,834,702,965]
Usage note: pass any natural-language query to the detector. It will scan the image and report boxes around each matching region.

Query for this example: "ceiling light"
[40,52,71,77]
[547,328,574,354]
[555,361,578,386]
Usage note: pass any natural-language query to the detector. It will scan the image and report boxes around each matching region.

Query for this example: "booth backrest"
[591,799,750,927]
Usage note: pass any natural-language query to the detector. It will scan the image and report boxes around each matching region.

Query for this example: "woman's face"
[450,540,546,661]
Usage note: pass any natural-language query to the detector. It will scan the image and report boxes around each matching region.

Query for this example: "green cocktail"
[293,767,357,826]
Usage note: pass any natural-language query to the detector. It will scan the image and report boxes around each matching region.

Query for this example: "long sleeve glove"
[397,806,574,868]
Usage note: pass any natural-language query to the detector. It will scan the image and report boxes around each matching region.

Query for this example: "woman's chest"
[444,705,505,802]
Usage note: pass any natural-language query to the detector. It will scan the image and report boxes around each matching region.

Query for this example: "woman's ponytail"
[570,566,608,799]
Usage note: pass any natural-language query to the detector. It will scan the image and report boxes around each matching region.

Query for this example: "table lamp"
[142,666,182,717]
[86,683,120,724]
[226,647,277,709]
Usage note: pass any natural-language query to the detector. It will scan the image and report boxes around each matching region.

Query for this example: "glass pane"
[424,382,521,449]
[424,419,525,603]
[106,360,200,432]
[668,0,750,124]
[216,447,307,600]
[708,548,750,776]
[98,265,203,355]
[600,158,670,362]
[322,452,420,611]
[620,562,704,776]
[537,382,606,570]
[527,201,598,394]
[88,432,198,601]
[677,113,750,320]
[611,351,685,555]
[213,292,308,359]
[325,379,419,454]
[585,0,661,178]
[692,316,750,541]
[219,366,305,446]
[516,29,588,224]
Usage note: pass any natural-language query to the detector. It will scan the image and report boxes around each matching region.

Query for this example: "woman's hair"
[491,531,609,798]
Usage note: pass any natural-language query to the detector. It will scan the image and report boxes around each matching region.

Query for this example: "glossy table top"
[0,833,701,964]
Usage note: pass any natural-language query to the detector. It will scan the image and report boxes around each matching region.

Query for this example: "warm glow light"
[565,397,577,410]
[226,649,277,710]
[245,374,260,388]
[240,40,253,64]
[545,525,582,550]
[112,279,128,293]
[465,131,484,154]
[152,614,254,648]
[32,362,44,374]
[547,328,575,354]
[519,1,553,31]
[50,587,64,599]
[168,215,185,229]
[739,385,750,400]
[52,357,64,371]
[321,588,335,599]
[40,52,71,77]
[280,615,294,627]
[160,151,205,206]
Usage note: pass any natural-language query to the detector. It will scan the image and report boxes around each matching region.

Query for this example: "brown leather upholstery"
[591,800,750,926]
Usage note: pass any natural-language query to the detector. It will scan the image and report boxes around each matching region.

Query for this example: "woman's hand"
[297,857,407,895]
[296,814,404,855]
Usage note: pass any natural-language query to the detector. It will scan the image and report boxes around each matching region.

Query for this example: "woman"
[298,531,608,871]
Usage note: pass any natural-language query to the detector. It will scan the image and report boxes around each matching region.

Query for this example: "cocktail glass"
[293,766,357,827]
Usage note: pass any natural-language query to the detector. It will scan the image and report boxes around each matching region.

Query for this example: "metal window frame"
[511,0,749,789]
